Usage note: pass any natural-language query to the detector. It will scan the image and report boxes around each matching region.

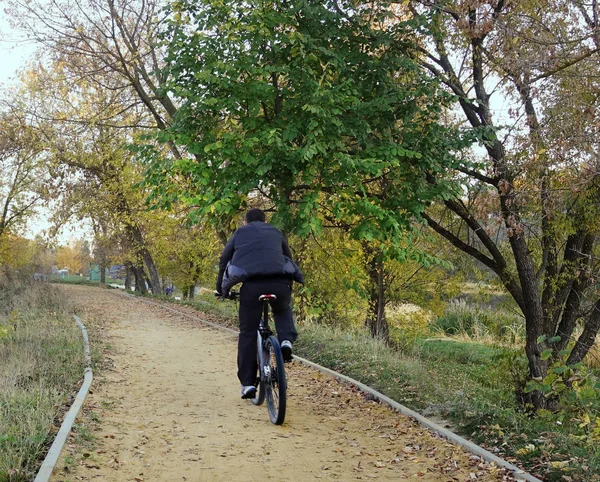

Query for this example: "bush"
[387,304,432,352]
[432,299,524,344]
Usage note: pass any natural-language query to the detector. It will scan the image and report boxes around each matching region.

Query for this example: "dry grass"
[0,281,84,482]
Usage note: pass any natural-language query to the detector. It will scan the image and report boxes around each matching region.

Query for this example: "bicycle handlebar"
[214,290,239,300]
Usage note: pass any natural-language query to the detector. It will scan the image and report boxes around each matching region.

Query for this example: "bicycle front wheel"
[265,336,287,425]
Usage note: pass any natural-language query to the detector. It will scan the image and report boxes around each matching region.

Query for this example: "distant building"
[89,264,102,281]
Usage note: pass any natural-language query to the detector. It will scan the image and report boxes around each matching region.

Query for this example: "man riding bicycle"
[216,208,304,399]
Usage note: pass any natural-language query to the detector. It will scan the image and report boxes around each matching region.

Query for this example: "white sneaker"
[240,385,256,399]
[281,340,293,362]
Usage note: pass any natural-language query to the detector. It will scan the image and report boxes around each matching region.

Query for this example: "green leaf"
[524,380,539,393]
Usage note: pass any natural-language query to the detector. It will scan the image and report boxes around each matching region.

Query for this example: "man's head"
[244,208,266,224]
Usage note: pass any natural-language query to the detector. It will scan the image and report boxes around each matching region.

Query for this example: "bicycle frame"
[256,300,273,382]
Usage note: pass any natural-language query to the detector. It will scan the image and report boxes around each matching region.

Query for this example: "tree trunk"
[188,283,195,299]
[568,299,600,365]
[100,263,106,284]
[133,264,147,295]
[141,247,160,295]
[124,264,132,291]
[364,245,389,342]
[124,224,161,295]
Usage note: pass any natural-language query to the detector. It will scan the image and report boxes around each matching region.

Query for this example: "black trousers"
[237,278,298,386]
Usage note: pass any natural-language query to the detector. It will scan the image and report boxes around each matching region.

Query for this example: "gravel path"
[51,285,511,481]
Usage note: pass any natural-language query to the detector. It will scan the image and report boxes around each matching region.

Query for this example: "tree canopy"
[147,0,469,244]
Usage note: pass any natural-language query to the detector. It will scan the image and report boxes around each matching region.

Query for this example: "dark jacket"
[216,221,304,293]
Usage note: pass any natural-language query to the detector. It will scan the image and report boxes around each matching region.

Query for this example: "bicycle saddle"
[259,294,277,302]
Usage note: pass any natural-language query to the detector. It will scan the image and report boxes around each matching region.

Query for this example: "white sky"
[0,10,35,84]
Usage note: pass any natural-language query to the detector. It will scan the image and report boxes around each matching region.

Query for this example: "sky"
[0,11,35,84]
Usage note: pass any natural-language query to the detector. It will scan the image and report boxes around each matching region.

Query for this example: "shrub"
[432,299,524,344]
[387,304,432,352]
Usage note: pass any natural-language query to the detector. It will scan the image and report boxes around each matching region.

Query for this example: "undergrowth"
[0,280,85,482]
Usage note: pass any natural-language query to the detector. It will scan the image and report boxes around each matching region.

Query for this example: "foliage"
[0,234,34,271]
[525,342,600,443]
[291,230,369,327]
[150,0,468,244]
[55,239,90,274]
[0,105,47,241]
[153,220,222,295]
[291,224,464,332]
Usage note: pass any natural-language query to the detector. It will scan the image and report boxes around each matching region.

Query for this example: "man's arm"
[216,232,236,293]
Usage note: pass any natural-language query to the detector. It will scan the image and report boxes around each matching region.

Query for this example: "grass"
[0,280,85,482]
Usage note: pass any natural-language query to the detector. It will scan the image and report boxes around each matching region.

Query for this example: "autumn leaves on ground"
[52,285,511,482]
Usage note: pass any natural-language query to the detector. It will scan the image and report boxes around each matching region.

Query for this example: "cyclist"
[216,208,304,399]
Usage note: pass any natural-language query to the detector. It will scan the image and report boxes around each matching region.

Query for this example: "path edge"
[34,315,93,482]
[294,355,542,482]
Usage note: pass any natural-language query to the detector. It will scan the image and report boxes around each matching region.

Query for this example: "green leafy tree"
[148,0,467,338]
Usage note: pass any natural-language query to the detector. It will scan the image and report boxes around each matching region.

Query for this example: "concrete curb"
[34,315,93,482]
[127,294,543,482]
[294,356,542,482]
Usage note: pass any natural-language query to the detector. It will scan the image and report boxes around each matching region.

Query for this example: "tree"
[404,0,600,408]
[5,0,177,133]
[148,0,466,339]
[55,242,82,273]
[0,105,47,241]
[79,239,91,276]
[154,220,222,298]
[0,234,34,275]
[15,59,168,294]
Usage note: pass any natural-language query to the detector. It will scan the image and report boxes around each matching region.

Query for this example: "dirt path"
[52,285,511,482]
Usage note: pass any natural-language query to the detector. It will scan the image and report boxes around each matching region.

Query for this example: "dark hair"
[245,208,266,223]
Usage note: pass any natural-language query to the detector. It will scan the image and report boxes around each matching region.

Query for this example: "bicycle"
[218,290,287,425]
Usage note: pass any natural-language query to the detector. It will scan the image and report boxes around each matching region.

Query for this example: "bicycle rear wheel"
[251,333,266,406]
[265,336,286,425]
